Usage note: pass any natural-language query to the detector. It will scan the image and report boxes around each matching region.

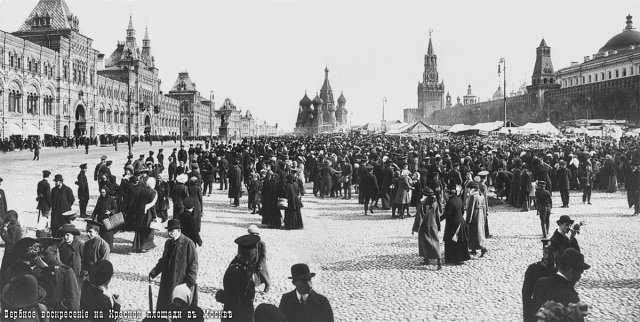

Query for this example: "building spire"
[427,28,434,55]
[143,24,150,47]
[625,14,634,31]
[127,13,135,39]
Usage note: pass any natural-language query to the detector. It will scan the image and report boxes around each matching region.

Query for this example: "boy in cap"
[82,221,110,278]
[218,234,260,321]
[149,219,198,311]
[279,263,334,322]
[521,239,554,322]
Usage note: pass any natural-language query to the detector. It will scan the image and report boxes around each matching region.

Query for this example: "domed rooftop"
[598,14,640,53]
[300,92,312,106]
[312,93,323,105]
[337,92,346,104]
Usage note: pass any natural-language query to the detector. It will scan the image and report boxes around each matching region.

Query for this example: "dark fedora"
[557,215,574,225]
[166,219,181,230]
[1,275,47,308]
[558,248,590,270]
[53,174,64,182]
[288,263,316,280]
[58,224,81,236]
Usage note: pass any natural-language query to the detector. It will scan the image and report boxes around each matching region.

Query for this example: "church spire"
[127,14,135,39]
[143,25,150,48]
[427,28,434,55]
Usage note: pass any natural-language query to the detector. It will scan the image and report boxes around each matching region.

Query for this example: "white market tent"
[516,122,560,135]
[25,123,44,137]
[469,121,504,132]
[447,124,472,133]
[41,124,56,136]
[386,121,437,136]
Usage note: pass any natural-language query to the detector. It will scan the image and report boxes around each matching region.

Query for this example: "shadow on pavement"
[322,253,433,271]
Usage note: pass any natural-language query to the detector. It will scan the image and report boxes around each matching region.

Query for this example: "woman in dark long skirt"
[284,174,303,229]
[260,173,281,228]
[440,185,470,265]
[412,187,442,269]
[92,188,118,250]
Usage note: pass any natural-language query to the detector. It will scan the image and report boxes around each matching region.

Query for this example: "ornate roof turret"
[18,0,79,32]
[312,93,323,106]
[141,25,154,67]
[599,14,640,53]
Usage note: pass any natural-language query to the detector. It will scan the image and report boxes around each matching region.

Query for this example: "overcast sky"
[1,0,638,130]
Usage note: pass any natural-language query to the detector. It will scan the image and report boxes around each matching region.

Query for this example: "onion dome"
[337,92,346,104]
[599,14,640,53]
[299,92,312,106]
[312,93,323,106]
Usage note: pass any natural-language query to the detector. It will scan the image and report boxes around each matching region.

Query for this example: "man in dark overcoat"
[94,155,107,181]
[556,160,572,207]
[38,239,81,312]
[36,170,52,223]
[531,248,589,317]
[228,160,242,207]
[50,174,75,237]
[380,160,394,210]
[218,156,230,190]
[521,239,554,322]
[549,215,580,266]
[360,165,379,215]
[125,176,143,231]
[149,219,198,311]
[279,263,334,322]
[76,164,90,218]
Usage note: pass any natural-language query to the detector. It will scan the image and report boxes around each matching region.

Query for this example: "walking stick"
[148,277,154,312]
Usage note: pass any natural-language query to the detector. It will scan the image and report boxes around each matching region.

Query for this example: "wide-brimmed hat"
[558,248,590,270]
[288,263,316,279]
[2,275,47,308]
[556,215,574,225]
[166,219,181,230]
[478,170,489,176]
[58,224,81,236]
[176,174,188,184]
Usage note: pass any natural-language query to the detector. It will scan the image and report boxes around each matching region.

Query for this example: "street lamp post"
[498,58,507,127]
[209,91,213,143]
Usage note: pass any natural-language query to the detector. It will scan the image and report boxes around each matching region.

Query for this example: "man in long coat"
[76,164,90,218]
[51,174,75,237]
[360,165,379,215]
[149,219,198,311]
[556,161,572,207]
[36,170,52,223]
[228,160,242,207]
[132,177,157,252]
[522,240,554,322]
[440,185,470,264]
[412,187,442,269]
[380,161,394,209]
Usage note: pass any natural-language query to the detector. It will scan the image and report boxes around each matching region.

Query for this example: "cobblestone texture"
[0,144,639,321]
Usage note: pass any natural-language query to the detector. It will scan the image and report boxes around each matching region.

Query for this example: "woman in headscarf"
[466,182,488,257]
[185,176,203,233]
[394,169,414,219]
[439,184,470,265]
[132,177,157,253]
[92,187,118,250]
[260,173,282,228]
[283,173,303,230]
[412,187,442,269]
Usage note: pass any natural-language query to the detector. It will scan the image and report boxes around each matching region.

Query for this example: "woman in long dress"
[92,188,118,250]
[394,170,413,219]
[440,184,470,265]
[260,173,282,228]
[412,187,442,269]
[283,174,303,229]
[466,182,488,257]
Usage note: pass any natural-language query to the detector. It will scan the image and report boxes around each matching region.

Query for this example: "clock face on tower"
[428,71,437,82]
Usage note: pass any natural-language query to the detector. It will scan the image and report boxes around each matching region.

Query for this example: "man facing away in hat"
[218,234,259,321]
[76,164,90,218]
[36,170,52,223]
[36,237,81,312]
[535,181,552,238]
[521,239,555,322]
[81,259,121,320]
[94,155,107,181]
[531,248,589,318]
[50,175,75,237]
[278,263,334,322]
[149,219,198,311]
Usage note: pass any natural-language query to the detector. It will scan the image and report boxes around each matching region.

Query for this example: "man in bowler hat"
[149,219,198,311]
[279,263,334,322]
[531,248,589,316]
[549,215,581,266]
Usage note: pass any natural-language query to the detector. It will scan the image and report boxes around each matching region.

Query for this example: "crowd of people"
[0,131,639,320]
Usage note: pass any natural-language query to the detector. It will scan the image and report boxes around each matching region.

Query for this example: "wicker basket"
[102,212,125,231]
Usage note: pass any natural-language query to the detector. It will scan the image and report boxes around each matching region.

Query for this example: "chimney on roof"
[97,54,105,70]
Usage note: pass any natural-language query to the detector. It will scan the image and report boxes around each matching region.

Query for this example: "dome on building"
[312,93,323,106]
[337,92,346,104]
[598,14,640,53]
[300,93,312,106]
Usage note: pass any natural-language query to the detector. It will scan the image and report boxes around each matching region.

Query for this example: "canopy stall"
[386,121,437,136]
[41,124,57,136]
[4,123,24,136]
[25,124,44,137]
[517,122,560,135]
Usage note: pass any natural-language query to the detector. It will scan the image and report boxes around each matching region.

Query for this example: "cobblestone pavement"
[1,144,639,321]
